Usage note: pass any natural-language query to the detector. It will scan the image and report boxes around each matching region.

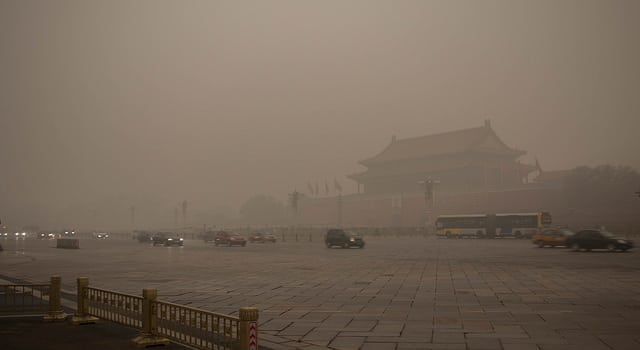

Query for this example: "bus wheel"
[445,232,451,239]
[476,231,484,239]
[536,241,545,248]
[515,231,523,239]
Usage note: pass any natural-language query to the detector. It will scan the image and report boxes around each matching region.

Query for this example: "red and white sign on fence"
[248,321,258,350]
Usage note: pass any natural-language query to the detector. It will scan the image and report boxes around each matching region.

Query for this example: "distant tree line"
[563,165,640,208]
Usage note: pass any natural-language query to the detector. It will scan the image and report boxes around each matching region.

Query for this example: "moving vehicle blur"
[95,232,109,239]
[37,232,56,239]
[151,232,184,247]
[565,229,633,252]
[531,228,574,248]
[248,232,277,243]
[325,229,365,248]
[213,231,247,247]
[135,232,151,243]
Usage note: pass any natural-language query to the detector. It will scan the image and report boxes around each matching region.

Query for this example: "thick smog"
[1,1,639,350]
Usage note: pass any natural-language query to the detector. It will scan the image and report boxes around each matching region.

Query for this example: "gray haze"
[1,0,639,229]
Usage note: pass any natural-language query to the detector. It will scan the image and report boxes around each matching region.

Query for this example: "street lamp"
[418,178,439,233]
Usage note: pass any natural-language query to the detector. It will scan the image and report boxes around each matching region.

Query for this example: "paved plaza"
[1,235,639,350]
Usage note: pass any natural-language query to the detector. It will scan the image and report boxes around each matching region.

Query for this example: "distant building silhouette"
[348,120,536,195]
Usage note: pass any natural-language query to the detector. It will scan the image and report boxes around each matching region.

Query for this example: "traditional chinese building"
[348,120,537,195]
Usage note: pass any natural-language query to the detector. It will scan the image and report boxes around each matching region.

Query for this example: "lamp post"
[288,190,299,222]
[418,178,439,233]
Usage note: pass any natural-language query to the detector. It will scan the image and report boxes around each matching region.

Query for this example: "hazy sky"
[1,0,639,229]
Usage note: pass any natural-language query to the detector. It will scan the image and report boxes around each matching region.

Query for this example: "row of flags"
[307,179,342,197]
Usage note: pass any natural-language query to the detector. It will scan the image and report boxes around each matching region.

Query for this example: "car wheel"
[607,243,616,252]
[571,243,580,251]
[536,241,544,248]
[342,243,349,249]
[515,231,523,239]
[242,242,246,247]
[228,242,232,247]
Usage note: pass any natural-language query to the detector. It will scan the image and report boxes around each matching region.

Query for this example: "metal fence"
[1,276,258,350]
[0,283,50,315]
[73,278,258,350]
[155,300,239,350]
[86,287,142,328]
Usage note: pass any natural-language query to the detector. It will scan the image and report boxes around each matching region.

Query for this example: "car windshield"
[560,230,574,236]
[346,231,359,237]
[601,231,615,238]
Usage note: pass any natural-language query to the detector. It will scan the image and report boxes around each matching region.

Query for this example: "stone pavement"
[1,235,640,349]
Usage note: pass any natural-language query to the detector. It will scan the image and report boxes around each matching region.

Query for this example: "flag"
[334,179,342,193]
[307,182,314,196]
[325,180,329,195]
[314,182,319,197]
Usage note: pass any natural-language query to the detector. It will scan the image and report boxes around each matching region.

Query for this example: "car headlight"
[179,238,183,241]
[350,238,355,242]
[168,238,173,240]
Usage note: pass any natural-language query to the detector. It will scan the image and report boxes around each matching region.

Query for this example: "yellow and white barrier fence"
[0,275,66,321]
[72,277,258,350]
[1,276,259,350]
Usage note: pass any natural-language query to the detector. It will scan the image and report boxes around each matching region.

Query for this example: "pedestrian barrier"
[72,277,259,350]
[0,276,66,321]
[2,276,259,350]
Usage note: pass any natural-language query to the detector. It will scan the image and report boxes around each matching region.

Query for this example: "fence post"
[71,277,98,325]
[43,275,66,321]
[238,307,259,350]
[132,288,169,347]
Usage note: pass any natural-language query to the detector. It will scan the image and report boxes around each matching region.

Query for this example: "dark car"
[565,229,633,252]
[37,232,56,239]
[532,228,574,248]
[248,232,277,243]
[325,229,365,248]
[151,232,184,247]
[213,231,247,247]
[136,232,152,243]
[95,232,109,239]
[62,229,76,237]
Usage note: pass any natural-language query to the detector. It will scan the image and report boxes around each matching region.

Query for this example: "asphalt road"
[1,235,639,350]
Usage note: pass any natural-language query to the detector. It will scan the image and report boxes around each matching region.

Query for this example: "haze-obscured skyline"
[1,1,639,229]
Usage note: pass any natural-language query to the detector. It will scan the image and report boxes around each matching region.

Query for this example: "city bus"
[435,212,552,239]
